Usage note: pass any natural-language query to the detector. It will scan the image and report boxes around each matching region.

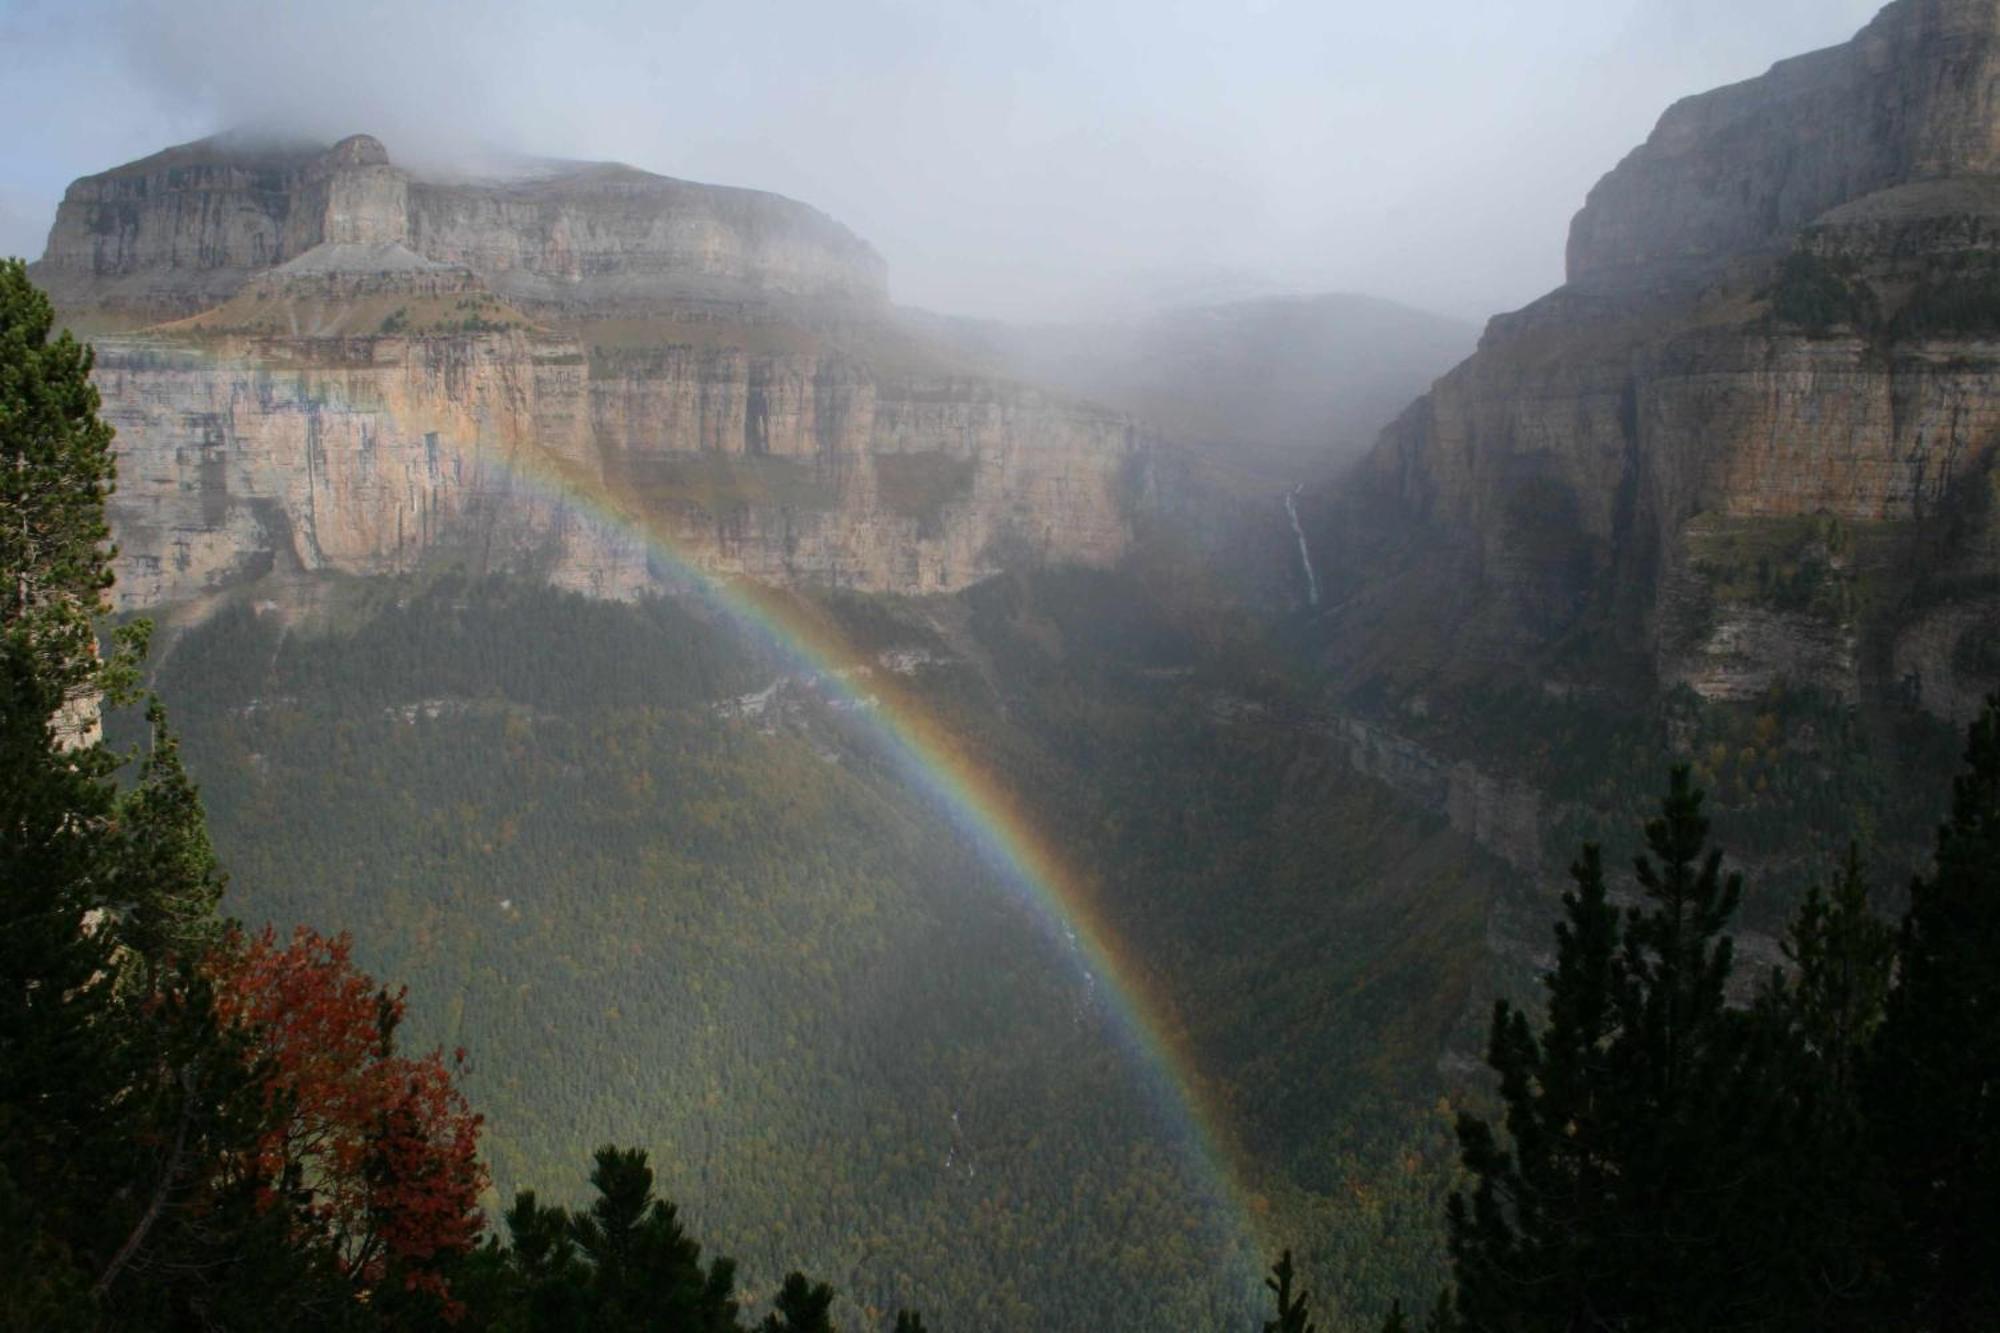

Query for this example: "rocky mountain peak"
[324,133,391,167]
[32,131,888,327]
[1313,0,2000,725]
[1566,0,2000,293]
[305,135,411,250]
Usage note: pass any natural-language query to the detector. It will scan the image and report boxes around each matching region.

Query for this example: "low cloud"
[3,0,1887,319]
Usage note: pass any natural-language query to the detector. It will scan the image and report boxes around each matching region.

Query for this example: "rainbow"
[494,447,1273,1281]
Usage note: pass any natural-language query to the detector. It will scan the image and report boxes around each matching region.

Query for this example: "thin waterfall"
[1284,486,1320,606]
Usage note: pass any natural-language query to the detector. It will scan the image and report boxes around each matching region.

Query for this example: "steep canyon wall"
[29,134,1145,606]
[1327,0,2000,724]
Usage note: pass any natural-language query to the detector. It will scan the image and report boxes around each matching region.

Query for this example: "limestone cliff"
[32,135,1145,607]
[33,133,886,327]
[1312,0,2000,726]
[1568,0,2000,293]
[96,325,1143,609]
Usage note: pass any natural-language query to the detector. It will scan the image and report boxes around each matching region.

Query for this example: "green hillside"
[133,566,1492,1330]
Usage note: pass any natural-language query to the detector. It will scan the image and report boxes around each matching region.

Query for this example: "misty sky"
[1,0,1886,322]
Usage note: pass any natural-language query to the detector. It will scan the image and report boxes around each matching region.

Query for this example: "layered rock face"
[98,329,1142,609]
[1325,0,2000,723]
[34,133,886,326]
[1567,0,2000,293]
[406,167,887,314]
[32,135,1142,607]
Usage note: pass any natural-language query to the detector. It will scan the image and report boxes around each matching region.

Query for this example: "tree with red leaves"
[210,926,487,1317]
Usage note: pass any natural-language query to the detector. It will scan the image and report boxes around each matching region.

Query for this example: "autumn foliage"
[210,926,487,1311]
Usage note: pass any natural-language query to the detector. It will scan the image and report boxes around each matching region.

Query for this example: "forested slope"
[136,562,1497,1330]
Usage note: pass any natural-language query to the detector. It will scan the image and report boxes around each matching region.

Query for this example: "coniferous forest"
[0,261,933,1330]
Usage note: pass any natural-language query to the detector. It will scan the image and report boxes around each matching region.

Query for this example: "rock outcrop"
[1313,0,2000,725]
[33,133,886,328]
[31,135,1146,608]
[1567,0,2000,293]
[406,165,886,315]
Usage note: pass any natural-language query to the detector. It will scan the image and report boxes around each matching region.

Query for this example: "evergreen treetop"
[1869,701,2000,1329]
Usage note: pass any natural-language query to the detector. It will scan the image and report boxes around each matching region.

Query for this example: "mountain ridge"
[33,132,1163,607]
[31,131,888,328]
[1568,0,2000,294]
[1302,0,2000,730]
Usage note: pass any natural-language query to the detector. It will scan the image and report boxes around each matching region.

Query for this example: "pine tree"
[0,254,127,1317]
[1868,701,2000,1329]
[1262,1250,1315,1333]
[1749,844,1895,1323]
[0,259,374,1330]
[758,1273,836,1333]
[0,257,270,1324]
[490,1187,592,1328]
[1602,767,1770,1323]
[1447,845,1621,1332]
[447,1144,865,1332]
[0,256,119,706]
[1447,770,1787,1331]
[573,1146,743,1331]
[1782,845,1893,1101]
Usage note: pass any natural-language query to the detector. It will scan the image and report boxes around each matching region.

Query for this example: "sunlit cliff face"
[33,133,1150,610]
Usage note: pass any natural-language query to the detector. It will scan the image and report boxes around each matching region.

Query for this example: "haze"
[0,0,1884,321]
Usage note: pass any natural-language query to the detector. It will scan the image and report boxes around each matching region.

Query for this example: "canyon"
[20,4,2000,1326]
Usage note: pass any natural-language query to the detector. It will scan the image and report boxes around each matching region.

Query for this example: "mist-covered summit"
[1568,0,2000,295]
[31,130,888,326]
